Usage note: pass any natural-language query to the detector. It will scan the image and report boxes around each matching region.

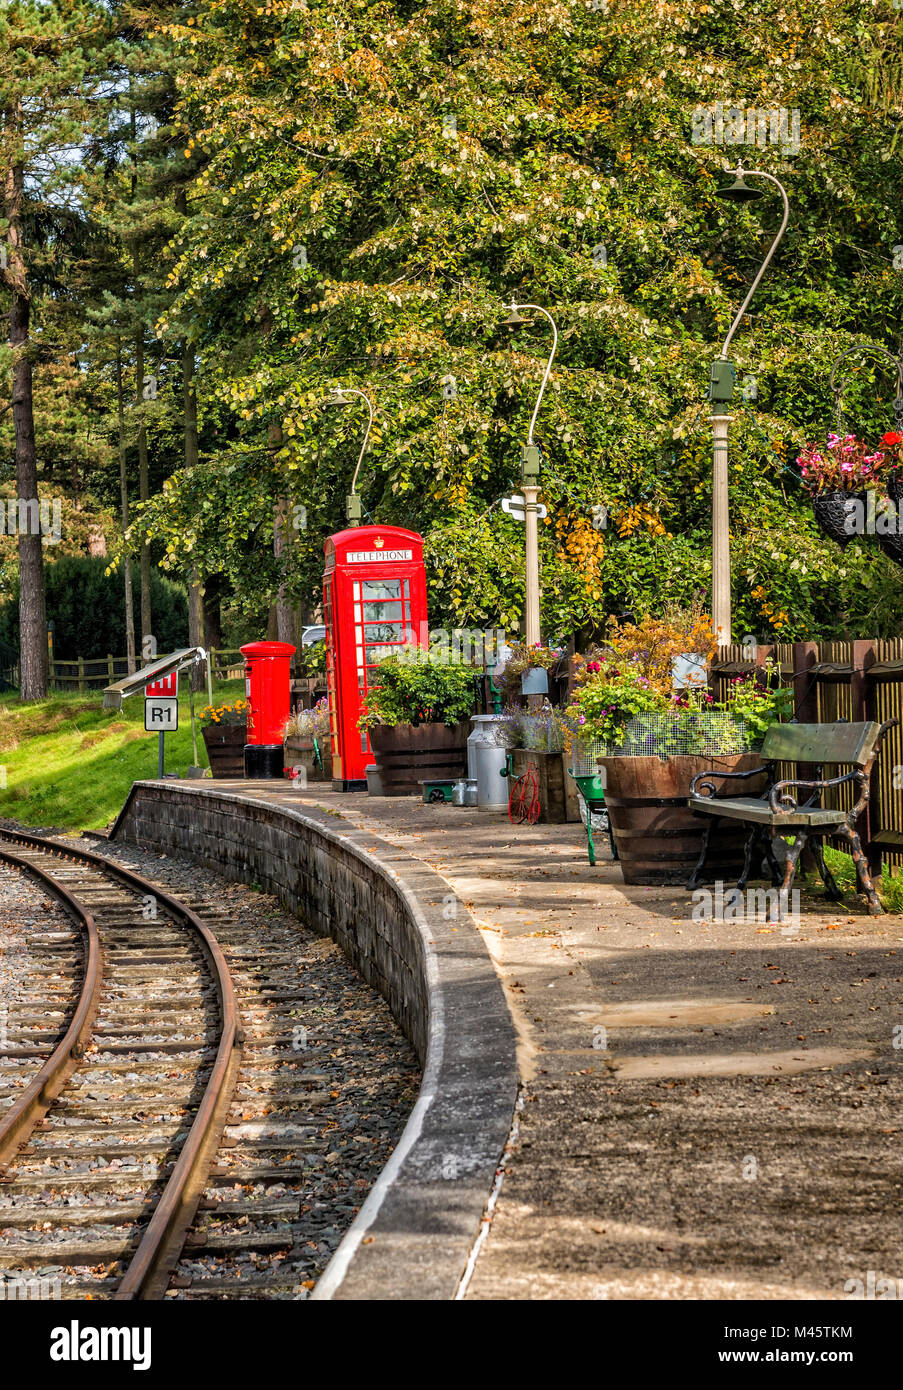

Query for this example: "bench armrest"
[768,769,861,815]
[690,762,772,799]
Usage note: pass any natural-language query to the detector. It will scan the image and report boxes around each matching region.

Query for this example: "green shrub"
[0,557,188,659]
[358,649,477,729]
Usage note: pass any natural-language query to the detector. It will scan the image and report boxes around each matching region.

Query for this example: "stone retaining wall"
[111,781,518,1300]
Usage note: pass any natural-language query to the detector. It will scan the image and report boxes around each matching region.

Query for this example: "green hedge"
[0,557,188,660]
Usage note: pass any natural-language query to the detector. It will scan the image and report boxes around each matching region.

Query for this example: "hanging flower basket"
[811,489,865,547]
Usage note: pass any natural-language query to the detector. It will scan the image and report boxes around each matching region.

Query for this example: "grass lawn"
[819,846,903,916]
[0,680,246,831]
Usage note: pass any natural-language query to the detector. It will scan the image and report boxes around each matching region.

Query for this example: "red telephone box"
[241,640,296,778]
[323,525,428,790]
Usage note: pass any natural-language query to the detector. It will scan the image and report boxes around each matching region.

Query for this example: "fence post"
[77,656,85,694]
[107,654,114,683]
[792,642,818,724]
[850,640,881,876]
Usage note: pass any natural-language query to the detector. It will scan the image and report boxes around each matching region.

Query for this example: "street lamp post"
[502,302,558,648]
[709,164,790,647]
[324,387,374,527]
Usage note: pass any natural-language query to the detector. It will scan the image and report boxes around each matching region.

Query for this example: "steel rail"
[0,828,243,1300]
[0,846,103,1170]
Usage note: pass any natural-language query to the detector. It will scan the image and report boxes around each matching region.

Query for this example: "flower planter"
[283,734,332,782]
[201,723,247,778]
[811,490,863,547]
[369,722,469,796]
[599,753,767,886]
[510,748,581,824]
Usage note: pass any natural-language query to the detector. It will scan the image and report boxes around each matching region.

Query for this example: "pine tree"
[0,0,118,696]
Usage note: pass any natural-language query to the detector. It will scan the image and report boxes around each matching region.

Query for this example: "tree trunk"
[188,569,204,677]
[116,346,136,676]
[182,337,205,691]
[202,573,223,654]
[136,333,152,655]
[273,497,297,651]
[5,138,46,699]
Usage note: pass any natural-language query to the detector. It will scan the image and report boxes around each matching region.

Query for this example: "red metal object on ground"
[323,526,428,790]
[240,640,296,777]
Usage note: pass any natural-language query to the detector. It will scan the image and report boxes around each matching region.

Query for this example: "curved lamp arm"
[510,303,559,445]
[324,387,374,498]
[718,168,790,361]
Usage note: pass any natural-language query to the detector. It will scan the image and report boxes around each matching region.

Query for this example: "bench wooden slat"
[760,720,882,767]
[688,794,849,828]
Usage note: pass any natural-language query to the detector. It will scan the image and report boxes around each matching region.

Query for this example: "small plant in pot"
[358,648,478,796]
[284,697,331,780]
[796,433,888,546]
[199,698,249,778]
[496,640,567,704]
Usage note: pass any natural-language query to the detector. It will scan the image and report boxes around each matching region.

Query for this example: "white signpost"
[145,670,179,775]
[501,494,548,521]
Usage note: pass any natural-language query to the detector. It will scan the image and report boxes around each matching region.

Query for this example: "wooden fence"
[711,639,903,872]
[45,648,248,692]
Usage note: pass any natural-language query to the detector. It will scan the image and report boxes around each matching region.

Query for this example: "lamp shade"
[714,172,763,203]
[502,303,526,327]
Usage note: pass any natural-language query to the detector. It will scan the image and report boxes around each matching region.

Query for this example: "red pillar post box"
[240,640,296,779]
[323,526,428,791]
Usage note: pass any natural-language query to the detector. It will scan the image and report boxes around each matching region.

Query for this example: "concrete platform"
[116,779,903,1301]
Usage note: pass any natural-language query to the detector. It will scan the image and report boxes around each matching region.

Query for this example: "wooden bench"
[687,720,897,916]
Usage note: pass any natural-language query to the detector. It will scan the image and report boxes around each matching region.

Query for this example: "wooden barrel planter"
[599,754,766,886]
[283,734,332,782]
[201,723,247,778]
[369,722,469,796]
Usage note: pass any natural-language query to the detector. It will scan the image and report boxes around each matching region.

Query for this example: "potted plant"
[496,640,568,705]
[566,610,791,884]
[358,648,477,795]
[796,433,888,546]
[284,697,331,782]
[500,706,582,824]
[199,698,249,778]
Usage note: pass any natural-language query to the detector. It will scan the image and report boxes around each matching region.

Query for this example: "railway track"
[0,828,417,1299]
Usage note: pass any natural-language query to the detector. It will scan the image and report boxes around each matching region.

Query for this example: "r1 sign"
[145,697,179,732]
